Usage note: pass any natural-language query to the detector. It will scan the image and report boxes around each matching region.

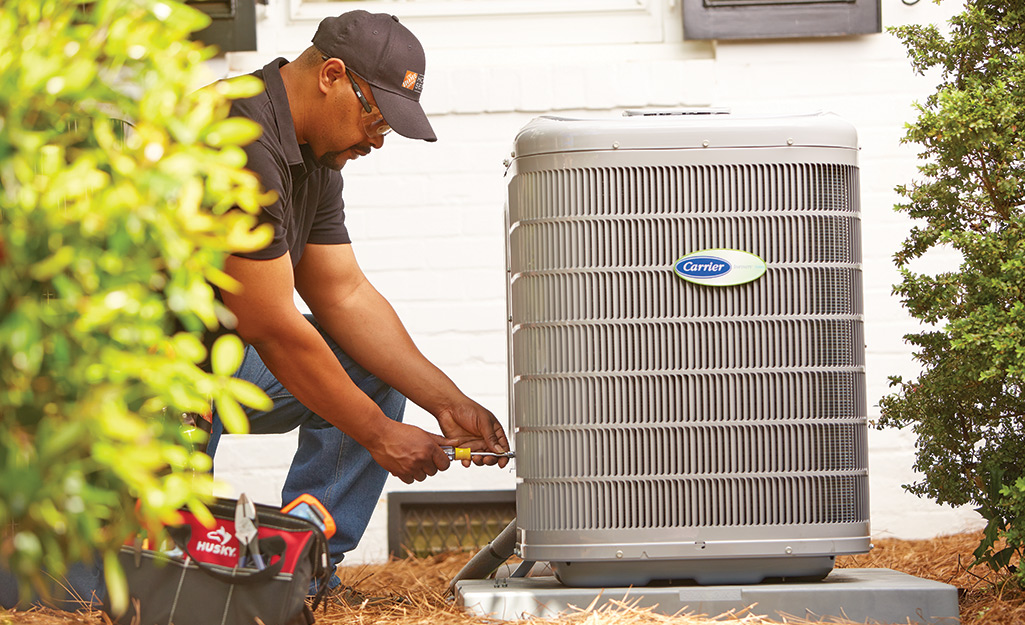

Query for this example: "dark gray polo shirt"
[231,58,350,266]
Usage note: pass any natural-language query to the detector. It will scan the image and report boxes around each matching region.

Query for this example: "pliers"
[234,493,265,570]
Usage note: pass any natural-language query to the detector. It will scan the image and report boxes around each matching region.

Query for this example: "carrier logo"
[676,257,731,278]
[674,249,766,287]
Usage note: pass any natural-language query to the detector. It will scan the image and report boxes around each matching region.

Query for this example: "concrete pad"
[455,568,959,624]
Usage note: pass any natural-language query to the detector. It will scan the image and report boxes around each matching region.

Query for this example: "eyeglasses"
[346,70,372,115]
[345,71,392,137]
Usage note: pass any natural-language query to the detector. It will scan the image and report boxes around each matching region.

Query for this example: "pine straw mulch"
[2,531,1023,625]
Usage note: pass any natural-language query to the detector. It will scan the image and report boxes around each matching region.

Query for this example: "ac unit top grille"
[509,164,858,220]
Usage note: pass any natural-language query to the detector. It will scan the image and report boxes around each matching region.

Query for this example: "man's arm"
[219,252,456,483]
[293,243,510,465]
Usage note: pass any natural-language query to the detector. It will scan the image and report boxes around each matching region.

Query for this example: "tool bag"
[105,497,333,625]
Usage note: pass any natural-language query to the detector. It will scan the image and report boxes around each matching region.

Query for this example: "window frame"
[682,0,881,40]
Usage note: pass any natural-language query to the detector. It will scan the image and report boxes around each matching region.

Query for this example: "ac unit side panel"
[510,216,862,272]
[513,371,867,427]
[511,267,863,322]
[517,474,870,531]
[516,422,868,479]
[512,319,865,373]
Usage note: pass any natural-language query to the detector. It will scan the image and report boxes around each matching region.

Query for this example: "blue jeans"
[206,315,406,577]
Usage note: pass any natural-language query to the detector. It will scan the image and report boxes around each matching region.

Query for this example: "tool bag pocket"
[105,497,332,625]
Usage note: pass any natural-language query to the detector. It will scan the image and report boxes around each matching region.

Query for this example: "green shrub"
[0,0,273,608]
[878,0,1025,584]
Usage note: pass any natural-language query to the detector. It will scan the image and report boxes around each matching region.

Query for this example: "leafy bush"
[878,1,1025,584]
[0,0,273,607]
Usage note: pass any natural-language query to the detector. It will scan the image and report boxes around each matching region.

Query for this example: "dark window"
[683,0,881,40]
[188,0,257,52]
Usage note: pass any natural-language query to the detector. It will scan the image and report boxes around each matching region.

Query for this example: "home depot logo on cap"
[402,70,424,94]
[313,10,436,142]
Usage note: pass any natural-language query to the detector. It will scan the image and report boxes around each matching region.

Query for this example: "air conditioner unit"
[506,111,870,587]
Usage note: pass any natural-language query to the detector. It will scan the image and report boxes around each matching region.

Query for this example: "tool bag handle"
[166,525,286,585]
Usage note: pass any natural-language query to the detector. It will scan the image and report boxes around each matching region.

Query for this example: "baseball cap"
[313,11,437,142]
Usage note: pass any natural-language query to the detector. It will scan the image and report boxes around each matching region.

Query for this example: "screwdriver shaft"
[442,446,515,460]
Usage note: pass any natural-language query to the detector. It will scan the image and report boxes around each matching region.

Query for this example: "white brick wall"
[211,0,985,565]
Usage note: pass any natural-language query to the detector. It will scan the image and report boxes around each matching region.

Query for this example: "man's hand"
[368,421,457,484]
[435,399,511,468]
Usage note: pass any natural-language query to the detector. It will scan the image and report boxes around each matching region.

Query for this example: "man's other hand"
[435,400,511,468]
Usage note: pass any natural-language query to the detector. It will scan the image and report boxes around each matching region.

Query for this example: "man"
[203,10,510,598]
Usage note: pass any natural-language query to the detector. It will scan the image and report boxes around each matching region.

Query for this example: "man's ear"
[319,57,347,94]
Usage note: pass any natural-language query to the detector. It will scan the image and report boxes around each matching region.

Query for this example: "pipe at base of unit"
[446,518,518,595]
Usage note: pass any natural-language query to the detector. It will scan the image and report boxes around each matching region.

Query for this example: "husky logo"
[207,527,232,546]
[196,525,237,557]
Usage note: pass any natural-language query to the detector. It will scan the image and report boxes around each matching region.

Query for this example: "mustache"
[317,142,374,169]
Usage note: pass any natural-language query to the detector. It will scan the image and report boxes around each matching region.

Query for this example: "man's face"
[315,69,390,171]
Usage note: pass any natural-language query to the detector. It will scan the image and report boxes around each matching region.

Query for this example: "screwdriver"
[441,446,516,460]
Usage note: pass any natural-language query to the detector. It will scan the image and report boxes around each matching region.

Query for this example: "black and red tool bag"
[105,497,333,625]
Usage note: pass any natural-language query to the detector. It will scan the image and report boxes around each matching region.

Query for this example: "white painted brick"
[365,270,453,303]
[352,239,432,272]
[645,59,717,108]
[348,205,465,241]
[416,332,508,369]
[451,65,491,115]
[421,67,454,117]
[884,0,966,30]
[449,268,507,301]
[550,65,589,112]
[419,236,503,271]
[868,444,984,540]
[397,300,505,336]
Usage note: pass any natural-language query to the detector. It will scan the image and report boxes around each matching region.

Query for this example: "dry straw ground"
[2,531,1023,625]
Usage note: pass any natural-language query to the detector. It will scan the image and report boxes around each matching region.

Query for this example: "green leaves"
[0,0,273,609]
[882,0,1025,587]
[204,118,262,148]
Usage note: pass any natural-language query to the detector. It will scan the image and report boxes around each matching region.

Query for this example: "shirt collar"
[263,58,306,173]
